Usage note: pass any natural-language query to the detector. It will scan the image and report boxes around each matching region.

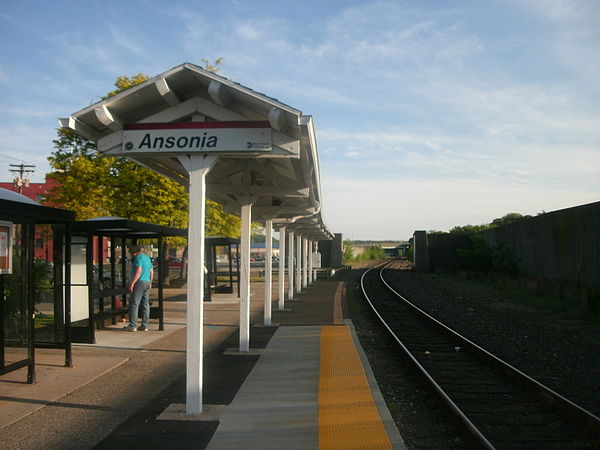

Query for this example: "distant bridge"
[352,241,410,257]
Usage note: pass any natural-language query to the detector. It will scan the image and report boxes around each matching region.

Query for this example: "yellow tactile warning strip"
[319,326,393,450]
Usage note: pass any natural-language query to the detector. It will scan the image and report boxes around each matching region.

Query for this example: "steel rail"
[360,261,495,450]
[361,260,600,449]
[379,264,600,437]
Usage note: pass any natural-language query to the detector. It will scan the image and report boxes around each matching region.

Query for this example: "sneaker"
[138,326,149,332]
[123,325,137,332]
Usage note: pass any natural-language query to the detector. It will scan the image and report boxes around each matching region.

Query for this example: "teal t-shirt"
[132,253,153,282]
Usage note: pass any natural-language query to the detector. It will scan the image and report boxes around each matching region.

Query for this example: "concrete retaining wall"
[426,233,472,272]
[412,201,600,308]
[319,233,343,268]
[478,201,600,287]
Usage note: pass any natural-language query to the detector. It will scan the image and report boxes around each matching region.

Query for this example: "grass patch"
[34,314,55,328]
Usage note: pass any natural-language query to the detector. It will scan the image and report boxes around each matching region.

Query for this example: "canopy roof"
[0,188,75,223]
[60,63,332,240]
[72,217,186,239]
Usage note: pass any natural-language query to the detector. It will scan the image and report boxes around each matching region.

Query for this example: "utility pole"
[9,163,35,194]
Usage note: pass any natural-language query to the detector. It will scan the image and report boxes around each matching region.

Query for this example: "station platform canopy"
[71,216,187,239]
[59,62,332,240]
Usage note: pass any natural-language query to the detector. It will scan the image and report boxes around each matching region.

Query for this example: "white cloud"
[319,122,600,195]
[0,104,53,118]
[0,65,9,84]
[46,32,129,77]
[0,124,54,176]
[520,0,600,89]
[108,24,145,56]
[168,7,211,44]
[1,0,598,240]
[322,175,599,240]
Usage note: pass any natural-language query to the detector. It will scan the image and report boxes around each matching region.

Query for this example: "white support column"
[313,242,318,282]
[179,153,216,415]
[308,240,314,284]
[239,202,252,352]
[302,237,308,288]
[278,226,286,310]
[264,219,273,326]
[288,231,294,300]
[295,233,302,293]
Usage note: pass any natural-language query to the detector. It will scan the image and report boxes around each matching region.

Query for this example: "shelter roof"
[206,237,239,246]
[0,188,75,222]
[72,217,186,239]
[60,63,332,240]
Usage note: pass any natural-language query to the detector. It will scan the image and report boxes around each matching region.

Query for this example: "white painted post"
[295,233,302,293]
[264,219,273,326]
[302,237,308,288]
[288,231,294,300]
[179,153,216,415]
[240,202,252,352]
[278,226,286,310]
[308,239,314,284]
[313,242,318,281]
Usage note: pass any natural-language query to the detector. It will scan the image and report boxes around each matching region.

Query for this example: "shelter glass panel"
[34,224,67,345]
[70,238,90,338]
[2,224,29,367]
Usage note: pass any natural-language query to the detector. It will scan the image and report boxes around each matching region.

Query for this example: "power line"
[0,152,25,163]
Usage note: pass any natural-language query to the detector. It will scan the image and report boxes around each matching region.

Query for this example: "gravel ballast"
[345,262,600,447]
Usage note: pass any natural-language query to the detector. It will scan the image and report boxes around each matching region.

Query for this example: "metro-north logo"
[247,141,270,150]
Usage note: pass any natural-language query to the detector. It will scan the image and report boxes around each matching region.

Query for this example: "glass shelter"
[205,237,240,301]
[70,217,187,344]
[0,189,75,383]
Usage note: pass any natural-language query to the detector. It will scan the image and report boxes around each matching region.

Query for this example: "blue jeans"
[129,280,151,328]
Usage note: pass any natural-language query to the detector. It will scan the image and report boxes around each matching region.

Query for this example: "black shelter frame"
[0,193,75,383]
[70,218,186,344]
[205,237,240,301]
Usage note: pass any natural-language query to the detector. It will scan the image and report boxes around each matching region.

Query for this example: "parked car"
[168,257,183,267]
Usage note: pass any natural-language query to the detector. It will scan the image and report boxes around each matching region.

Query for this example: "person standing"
[124,245,153,331]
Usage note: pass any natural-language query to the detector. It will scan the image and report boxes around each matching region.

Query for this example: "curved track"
[360,260,600,449]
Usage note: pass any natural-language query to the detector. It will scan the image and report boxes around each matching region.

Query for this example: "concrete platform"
[206,323,405,450]
[207,326,321,449]
[1,274,406,449]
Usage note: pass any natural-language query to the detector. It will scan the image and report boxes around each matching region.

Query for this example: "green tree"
[105,73,149,98]
[206,199,240,237]
[358,245,385,261]
[343,240,354,264]
[201,57,224,73]
[449,224,489,234]
[490,213,530,227]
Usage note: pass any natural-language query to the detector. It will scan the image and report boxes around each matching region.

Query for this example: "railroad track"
[360,260,600,449]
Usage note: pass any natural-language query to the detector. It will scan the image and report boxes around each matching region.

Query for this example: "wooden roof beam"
[268,107,288,133]
[208,80,230,107]
[94,104,123,131]
[58,116,103,141]
[209,185,309,197]
[155,77,180,106]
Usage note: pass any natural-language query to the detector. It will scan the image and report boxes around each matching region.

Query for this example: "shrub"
[458,235,519,275]
[457,235,494,272]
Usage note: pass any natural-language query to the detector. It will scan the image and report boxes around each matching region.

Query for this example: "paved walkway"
[1,274,405,449]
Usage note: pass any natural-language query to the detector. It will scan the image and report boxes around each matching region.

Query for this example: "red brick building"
[0,173,59,204]
[0,174,59,259]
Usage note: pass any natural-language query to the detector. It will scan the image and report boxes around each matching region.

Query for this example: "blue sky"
[1,0,599,240]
